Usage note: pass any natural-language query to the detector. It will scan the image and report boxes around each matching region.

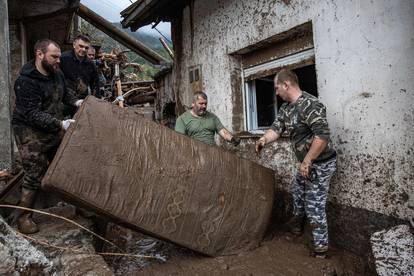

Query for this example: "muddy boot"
[312,245,328,259]
[286,216,304,236]
[17,188,39,234]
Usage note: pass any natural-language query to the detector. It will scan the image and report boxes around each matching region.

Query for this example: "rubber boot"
[17,188,39,234]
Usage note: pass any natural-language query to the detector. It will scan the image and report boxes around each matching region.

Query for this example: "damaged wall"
[0,0,12,171]
[168,0,414,251]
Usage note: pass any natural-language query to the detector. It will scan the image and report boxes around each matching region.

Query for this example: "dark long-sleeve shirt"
[60,50,101,99]
[12,61,78,133]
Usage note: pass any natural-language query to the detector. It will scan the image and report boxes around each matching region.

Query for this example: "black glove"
[230,136,241,146]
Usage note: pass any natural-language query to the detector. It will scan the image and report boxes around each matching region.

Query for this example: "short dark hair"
[193,91,208,102]
[74,34,91,43]
[33,39,60,55]
[275,69,299,86]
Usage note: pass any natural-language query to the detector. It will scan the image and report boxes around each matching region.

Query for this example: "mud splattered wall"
[169,0,414,222]
[0,0,13,171]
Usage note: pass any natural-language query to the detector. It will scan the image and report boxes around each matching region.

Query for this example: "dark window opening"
[250,64,318,129]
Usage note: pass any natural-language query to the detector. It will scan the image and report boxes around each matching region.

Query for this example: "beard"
[41,58,57,75]
[194,107,206,116]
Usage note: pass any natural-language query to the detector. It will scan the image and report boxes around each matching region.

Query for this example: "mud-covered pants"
[13,125,62,191]
[292,157,336,248]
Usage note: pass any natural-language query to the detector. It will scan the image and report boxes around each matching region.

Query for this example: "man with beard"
[175,92,240,146]
[255,69,337,258]
[60,34,101,102]
[12,39,82,234]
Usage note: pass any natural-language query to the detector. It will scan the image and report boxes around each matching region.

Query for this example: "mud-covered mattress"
[42,96,274,256]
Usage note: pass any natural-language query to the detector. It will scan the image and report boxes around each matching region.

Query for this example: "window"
[244,48,318,131]
[227,22,317,132]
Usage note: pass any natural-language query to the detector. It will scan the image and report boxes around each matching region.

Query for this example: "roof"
[121,0,188,31]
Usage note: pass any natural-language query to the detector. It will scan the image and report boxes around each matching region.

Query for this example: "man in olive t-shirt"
[175,92,240,146]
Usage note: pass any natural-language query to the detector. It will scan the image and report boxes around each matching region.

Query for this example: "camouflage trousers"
[292,157,337,248]
[13,125,63,191]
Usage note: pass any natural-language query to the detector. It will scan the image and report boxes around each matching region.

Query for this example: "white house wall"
[173,0,414,220]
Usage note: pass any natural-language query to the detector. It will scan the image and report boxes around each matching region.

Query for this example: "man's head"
[191,92,208,116]
[274,69,300,102]
[73,35,91,59]
[34,39,61,75]
[87,47,96,60]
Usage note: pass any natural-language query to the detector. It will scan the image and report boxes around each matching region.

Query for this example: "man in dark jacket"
[12,39,82,234]
[60,34,101,101]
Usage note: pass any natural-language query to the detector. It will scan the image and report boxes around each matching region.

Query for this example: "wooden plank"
[0,171,24,203]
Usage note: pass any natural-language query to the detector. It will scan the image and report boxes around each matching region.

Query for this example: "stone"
[0,241,16,275]
[371,224,414,276]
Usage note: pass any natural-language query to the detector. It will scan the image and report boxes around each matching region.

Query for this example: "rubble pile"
[0,204,113,275]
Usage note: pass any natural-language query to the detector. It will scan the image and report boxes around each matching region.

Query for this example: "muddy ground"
[103,223,366,275]
[1,203,367,275]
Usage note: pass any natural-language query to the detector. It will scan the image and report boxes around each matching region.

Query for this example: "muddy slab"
[42,96,274,256]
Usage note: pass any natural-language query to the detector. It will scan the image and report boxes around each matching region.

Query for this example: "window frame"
[242,48,315,132]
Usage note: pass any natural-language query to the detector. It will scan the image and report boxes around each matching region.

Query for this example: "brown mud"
[104,224,366,276]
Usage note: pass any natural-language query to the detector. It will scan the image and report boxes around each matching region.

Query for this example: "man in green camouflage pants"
[256,69,337,258]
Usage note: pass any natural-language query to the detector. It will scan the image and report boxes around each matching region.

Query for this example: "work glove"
[116,95,124,102]
[230,136,241,146]
[75,99,84,107]
[62,119,75,131]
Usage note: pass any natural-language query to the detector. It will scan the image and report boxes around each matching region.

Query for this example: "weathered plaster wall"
[172,0,414,220]
[0,0,12,171]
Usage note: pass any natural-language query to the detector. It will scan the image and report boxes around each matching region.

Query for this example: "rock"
[0,215,54,274]
[0,242,16,275]
[371,224,414,276]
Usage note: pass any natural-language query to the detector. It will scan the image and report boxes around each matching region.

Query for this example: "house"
[121,0,414,261]
[0,0,167,176]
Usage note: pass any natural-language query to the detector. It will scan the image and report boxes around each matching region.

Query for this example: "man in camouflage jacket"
[256,69,337,258]
[12,39,82,234]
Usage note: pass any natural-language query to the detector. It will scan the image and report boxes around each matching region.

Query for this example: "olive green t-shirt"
[175,110,224,145]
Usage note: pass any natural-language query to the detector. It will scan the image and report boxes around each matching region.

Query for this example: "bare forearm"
[262,129,280,144]
[218,128,233,141]
[303,137,328,164]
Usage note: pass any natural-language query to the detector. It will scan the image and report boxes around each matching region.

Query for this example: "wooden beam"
[77,4,168,65]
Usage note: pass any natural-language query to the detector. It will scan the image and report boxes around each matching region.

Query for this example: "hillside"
[80,19,172,80]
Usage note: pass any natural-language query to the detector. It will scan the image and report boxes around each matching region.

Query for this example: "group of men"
[12,35,100,234]
[175,69,336,258]
[13,34,336,259]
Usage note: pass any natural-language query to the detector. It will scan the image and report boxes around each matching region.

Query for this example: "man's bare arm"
[300,137,328,178]
[218,128,233,141]
[255,129,280,153]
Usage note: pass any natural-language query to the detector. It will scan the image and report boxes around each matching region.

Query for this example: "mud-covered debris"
[371,224,414,276]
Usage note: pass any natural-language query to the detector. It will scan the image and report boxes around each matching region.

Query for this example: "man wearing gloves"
[12,39,82,234]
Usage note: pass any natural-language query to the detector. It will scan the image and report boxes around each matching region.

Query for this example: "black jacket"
[60,50,101,99]
[12,61,78,133]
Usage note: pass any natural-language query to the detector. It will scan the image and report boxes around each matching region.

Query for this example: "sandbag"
[42,96,274,256]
